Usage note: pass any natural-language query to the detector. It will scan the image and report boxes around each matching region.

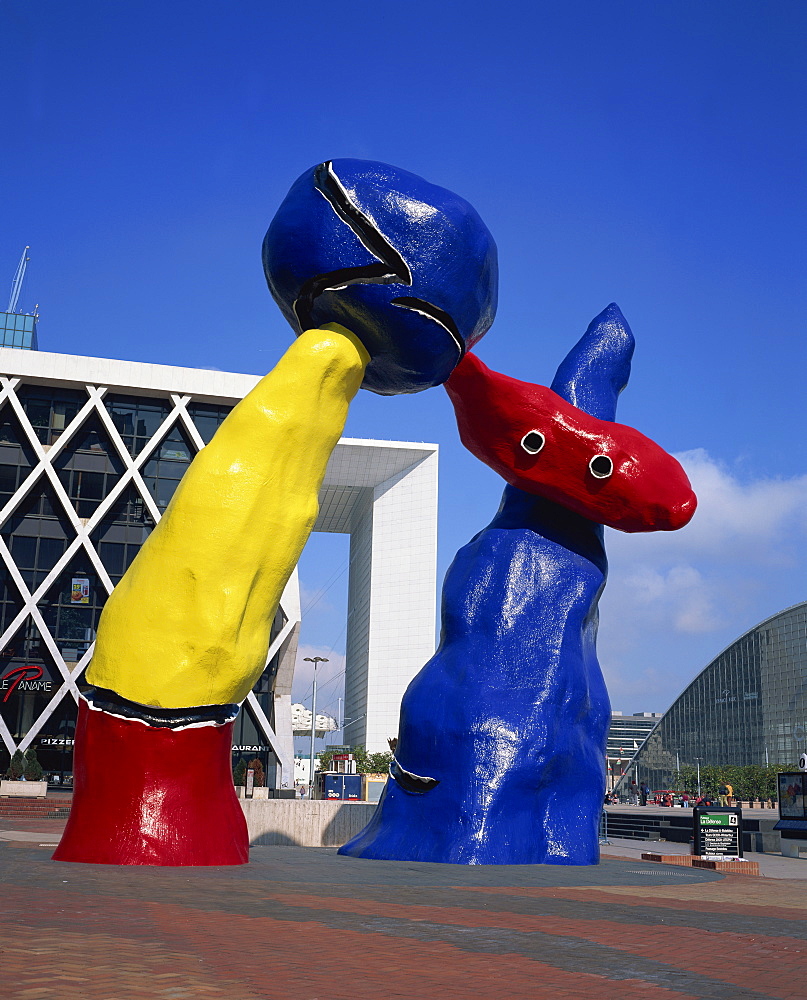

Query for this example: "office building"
[606,711,662,788]
[618,601,807,791]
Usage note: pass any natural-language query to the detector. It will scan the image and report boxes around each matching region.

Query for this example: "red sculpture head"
[445,351,696,533]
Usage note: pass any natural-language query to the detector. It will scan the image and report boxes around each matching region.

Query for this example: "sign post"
[693,806,743,858]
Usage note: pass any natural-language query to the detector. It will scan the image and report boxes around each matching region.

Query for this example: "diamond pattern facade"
[0,360,300,788]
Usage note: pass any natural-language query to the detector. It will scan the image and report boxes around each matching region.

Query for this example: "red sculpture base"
[53,700,249,866]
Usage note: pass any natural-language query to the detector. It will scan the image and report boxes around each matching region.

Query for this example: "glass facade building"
[619,601,807,791]
[0,312,38,351]
[0,362,295,787]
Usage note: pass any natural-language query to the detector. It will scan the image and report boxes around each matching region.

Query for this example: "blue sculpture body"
[339,307,635,864]
[263,159,498,395]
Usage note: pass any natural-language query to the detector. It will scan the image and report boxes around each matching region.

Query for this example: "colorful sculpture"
[339,305,696,864]
[54,326,370,864]
[54,160,496,866]
[53,156,692,868]
[263,159,498,395]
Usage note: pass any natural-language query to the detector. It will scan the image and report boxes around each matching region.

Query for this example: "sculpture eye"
[520,430,545,455]
[589,454,613,479]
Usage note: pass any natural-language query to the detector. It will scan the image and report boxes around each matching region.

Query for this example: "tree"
[672,762,789,802]
[366,750,393,774]
[247,758,265,787]
[317,746,393,775]
[7,749,24,780]
[23,748,43,782]
[232,759,247,786]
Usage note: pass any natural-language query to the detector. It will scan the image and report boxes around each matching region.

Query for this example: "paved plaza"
[0,814,805,1000]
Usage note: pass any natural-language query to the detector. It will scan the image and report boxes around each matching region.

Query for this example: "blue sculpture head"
[263,159,498,395]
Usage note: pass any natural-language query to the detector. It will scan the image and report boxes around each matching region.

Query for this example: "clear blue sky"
[2,1,805,730]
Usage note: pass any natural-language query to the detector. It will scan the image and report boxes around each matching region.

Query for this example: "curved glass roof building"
[620,601,807,790]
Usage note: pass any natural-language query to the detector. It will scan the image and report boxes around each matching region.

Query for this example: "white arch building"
[0,346,438,788]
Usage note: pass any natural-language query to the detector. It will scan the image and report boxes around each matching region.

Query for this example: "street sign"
[693,806,743,857]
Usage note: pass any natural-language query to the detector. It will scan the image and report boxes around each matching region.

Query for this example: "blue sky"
[2,1,805,735]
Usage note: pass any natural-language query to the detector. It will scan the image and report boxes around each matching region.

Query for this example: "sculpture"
[339,305,696,864]
[263,159,497,395]
[53,160,496,865]
[53,156,693,867]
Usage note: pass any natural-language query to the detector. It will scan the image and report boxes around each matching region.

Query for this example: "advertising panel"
[777,772,807,819]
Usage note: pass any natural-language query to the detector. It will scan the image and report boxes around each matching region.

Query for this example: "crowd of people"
[606,780,735,808]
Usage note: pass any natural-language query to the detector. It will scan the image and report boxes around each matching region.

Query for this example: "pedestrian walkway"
[1,837,804,999]
[603,836,807,880]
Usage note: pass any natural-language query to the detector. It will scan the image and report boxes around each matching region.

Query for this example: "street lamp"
[303,656,328,798]
[694,757,702,798]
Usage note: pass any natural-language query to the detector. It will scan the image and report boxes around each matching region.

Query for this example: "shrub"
[317,746,393,775]
[232,759,247,786]
[7,749,24,780]
[23,748,43,782]
[677,763,789,801]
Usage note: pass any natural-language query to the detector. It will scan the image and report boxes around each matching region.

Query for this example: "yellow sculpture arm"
[86,325,369,708]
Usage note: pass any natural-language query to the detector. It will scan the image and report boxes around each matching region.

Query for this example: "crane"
[7,246,30,313]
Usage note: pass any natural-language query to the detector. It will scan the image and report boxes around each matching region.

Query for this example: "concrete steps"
[605,807,781,853]
[0,797,71,820]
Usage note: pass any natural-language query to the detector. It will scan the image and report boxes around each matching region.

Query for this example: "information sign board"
[693,806,743,857]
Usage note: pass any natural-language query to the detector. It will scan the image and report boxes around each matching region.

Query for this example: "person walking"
[629,780,640,805]
[718,782,729,807]
[640,781,649,806]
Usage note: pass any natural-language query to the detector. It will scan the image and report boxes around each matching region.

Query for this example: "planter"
[641,852,694,866]
[0,779,47,798]
[691,858,760,876]
[235,785,270,799]
[643,851,759,875]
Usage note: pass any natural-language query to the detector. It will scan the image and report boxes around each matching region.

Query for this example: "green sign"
[700,813,737,828]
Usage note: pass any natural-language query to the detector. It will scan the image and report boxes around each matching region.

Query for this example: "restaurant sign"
[1,665,53,703]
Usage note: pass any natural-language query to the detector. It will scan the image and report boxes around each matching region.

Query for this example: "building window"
[54,417,125,518]
[0,407,36,507]
[142,424,196,510]
[17,385,86,445]
[104,394,172,457]
[91,486,154,585]
[2,483,73,590]
[186,402,232,444]
[37,559,106,666]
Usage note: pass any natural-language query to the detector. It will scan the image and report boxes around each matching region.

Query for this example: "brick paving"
[0,840,804,999]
